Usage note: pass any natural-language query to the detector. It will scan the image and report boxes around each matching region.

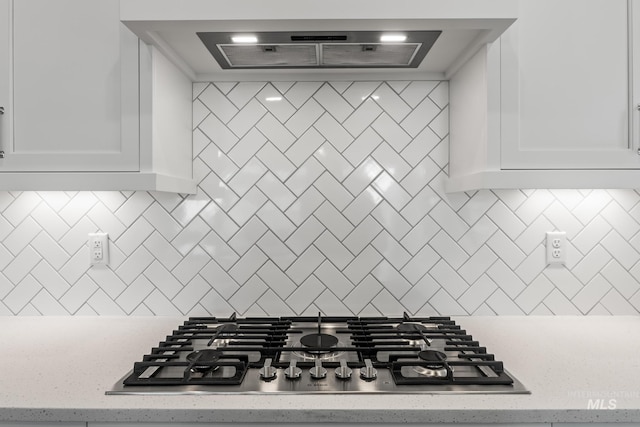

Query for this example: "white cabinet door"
[0,0,9,159]
[0,0,139,172]
[501,0,640,169]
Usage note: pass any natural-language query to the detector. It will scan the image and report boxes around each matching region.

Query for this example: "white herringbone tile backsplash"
[1,80,640,316]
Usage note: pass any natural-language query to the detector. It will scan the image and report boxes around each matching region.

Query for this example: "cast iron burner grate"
[111,312,529,394]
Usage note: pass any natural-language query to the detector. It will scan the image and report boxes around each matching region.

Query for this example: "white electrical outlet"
[88,232,109,266]
[546,231,566,266]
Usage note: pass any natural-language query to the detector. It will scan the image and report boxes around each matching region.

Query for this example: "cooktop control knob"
[259,358,277,381]
[284,360,302,379]
[335,359,352,379]
[360,359,377,381]
[309,358,327,379]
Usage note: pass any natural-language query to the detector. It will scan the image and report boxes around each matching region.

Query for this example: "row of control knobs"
[259,358,377,381]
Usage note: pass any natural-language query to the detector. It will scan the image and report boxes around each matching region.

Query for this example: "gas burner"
[186,349,221,372]
[397,322,437,346]
[418,349,447,367]
[295,312,341,356]
[208,323,238,332]
[292,340,346,360]
[396,322,429,333]
[300,333,339,353]
[412,365,451,378]
[412,350,450,378]
[206,323,238,345]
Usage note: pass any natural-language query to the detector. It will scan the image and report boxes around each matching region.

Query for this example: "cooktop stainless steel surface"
[107,313,529,395]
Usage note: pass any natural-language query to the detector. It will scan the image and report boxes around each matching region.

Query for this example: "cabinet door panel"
[2,0,139,171]
[501,0,638,169]
[0,0,9,158]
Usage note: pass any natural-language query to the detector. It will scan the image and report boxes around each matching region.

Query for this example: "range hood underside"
[121,0,517,81]
[198,31,441,70]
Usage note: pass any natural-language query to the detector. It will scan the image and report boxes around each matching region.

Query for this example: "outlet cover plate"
[546,231,566,266]
[88,232,109,266]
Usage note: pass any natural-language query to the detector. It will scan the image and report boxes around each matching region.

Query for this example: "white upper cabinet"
[0,0,9,160]
[2,0,139,171]
[448,0,640,191]
[502,0,636,169]
[0,0,195,193]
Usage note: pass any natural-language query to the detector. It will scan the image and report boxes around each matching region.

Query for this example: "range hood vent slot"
[290,35,348,42]
[197,31,440,69]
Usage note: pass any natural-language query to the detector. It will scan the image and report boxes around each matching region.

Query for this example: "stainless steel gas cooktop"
[107,313,529,395]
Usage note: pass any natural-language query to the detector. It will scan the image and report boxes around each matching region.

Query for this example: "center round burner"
[293,333,345,360]
[413,349,450,378]
[418,349,447,366]
[300,333,339,353]
[397,322,438,345]
[186,349,221,372]
[397,323,428,333]
[413,365,451,378]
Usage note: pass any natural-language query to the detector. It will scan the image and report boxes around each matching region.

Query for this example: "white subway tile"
[314,143,354,181]
[371,260,411,298]
[256,143,296,181]
[313,202,353,240]
[285,99,324,138]
[343,98,382,137]
[256,289,296,316]
[313,231,353,270]
[4,217,42,256]
[199,174,240,210]
[400,96,440,137]
[313,261,354,299]
[143,232,183,271]
[313,84,354,122]
[228,246,268,285]
[116,275,154,314]
[199,83,238,122]
[313,113,354,152]
[342,81,382,108]
[286,275,324,313]
[171,275,212,314]
[199,260,238,300]
[285,216,324,256]
[256,173,296,211]
[283,81,322,109]
[343,275,383,314]
[284,126,325,167]
[142,260,184,299]
[257,261,297,300]
[399,81,438,108]
[228,82,267,109]
[371,289,406,314]
[227,187,267,226]
[4,274,42,314]
[228,127,267,166]
[3,192,41,227]
[256,84,296,122]
[227,157,268,197]
[256,231,297,271]
[286,246,324,284]
[173,246,211,285]
[257,202,296,241]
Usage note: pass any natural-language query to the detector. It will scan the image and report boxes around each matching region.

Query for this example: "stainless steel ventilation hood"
[120,0,517,81]
[198,31,442,70]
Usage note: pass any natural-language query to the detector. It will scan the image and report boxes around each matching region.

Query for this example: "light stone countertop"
[0,315,639,424]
